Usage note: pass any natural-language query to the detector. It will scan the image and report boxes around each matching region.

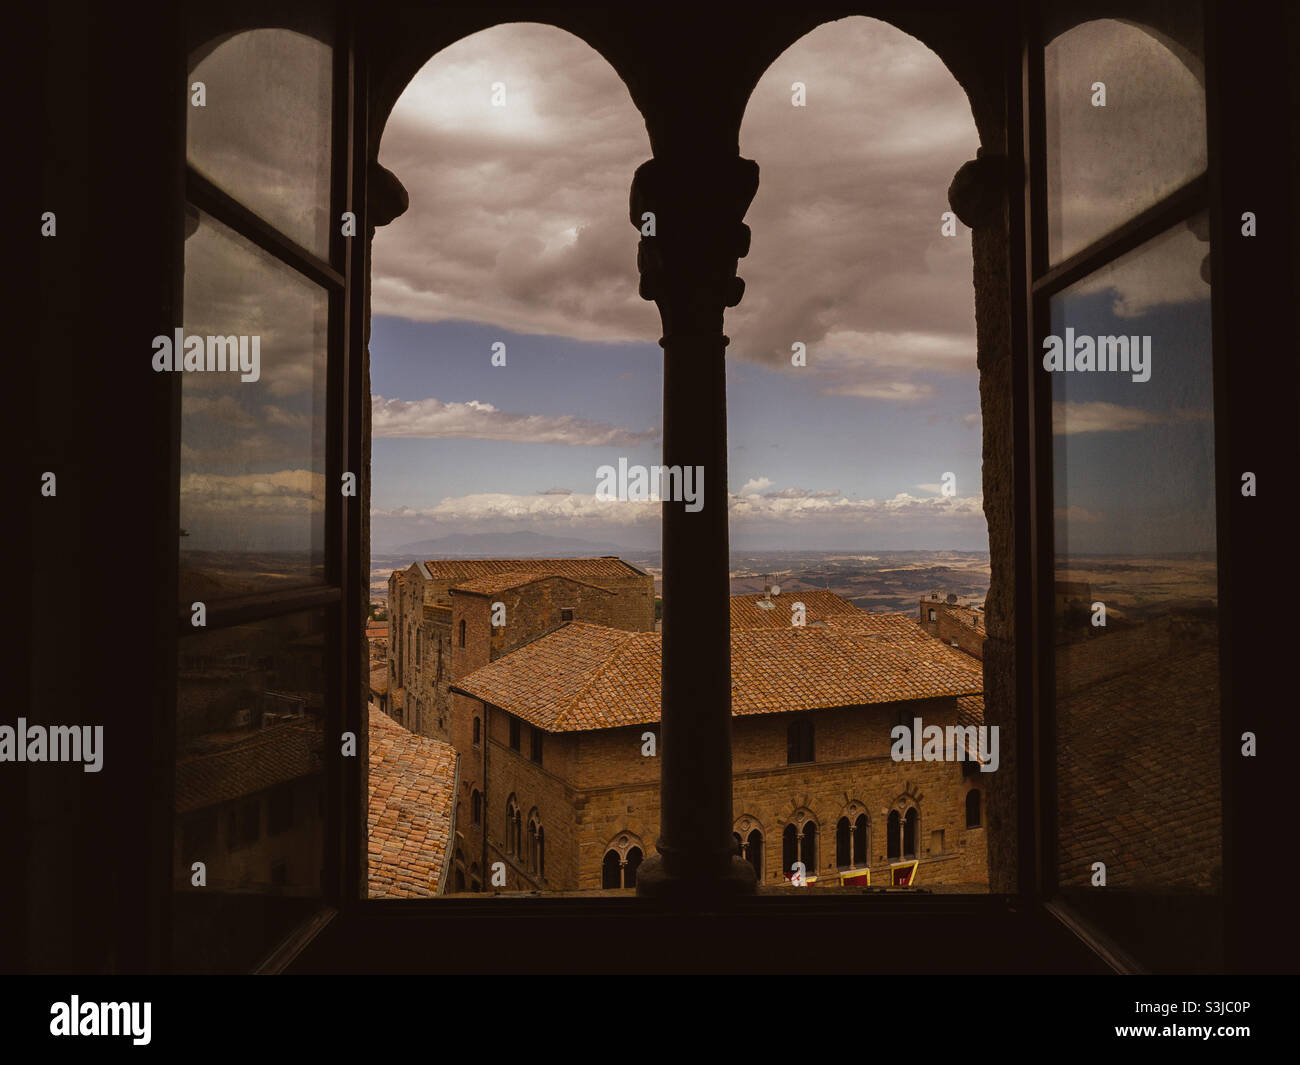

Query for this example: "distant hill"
[384,530,638,558]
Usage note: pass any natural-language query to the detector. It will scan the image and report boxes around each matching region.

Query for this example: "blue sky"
[368,18,992,553]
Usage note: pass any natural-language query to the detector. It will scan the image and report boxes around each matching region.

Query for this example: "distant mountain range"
[383,530,644,558]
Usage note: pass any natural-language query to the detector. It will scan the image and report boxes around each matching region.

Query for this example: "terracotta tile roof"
[367,710,458,899]
[957,693,984,729]
[453,617,982,733]
[366,622,389,637]
[422,557,644,580]
[821,611,936,639]
[1056,636,1220,891]
[730,589,860,628]
[369,665,388,695]
[175,720,322,814]
[957,694,985,761]
[450,571,615,597]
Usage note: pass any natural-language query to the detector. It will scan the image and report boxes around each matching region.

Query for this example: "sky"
[172,17,1215,561]
[368,17,989,553]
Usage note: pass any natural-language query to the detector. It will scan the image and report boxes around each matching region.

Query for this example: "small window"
[471,789,482,825]
[473,716,481,747]
[530,728,543,764]
[560,607,574,622]
[509,717,521,751]
[928,609,936,622]
[966,789,982,828]
[786,718,814,764]
[458,619,466,648]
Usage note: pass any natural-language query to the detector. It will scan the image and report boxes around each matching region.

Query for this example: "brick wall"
[388,563,654,746]
[454,696,989,893]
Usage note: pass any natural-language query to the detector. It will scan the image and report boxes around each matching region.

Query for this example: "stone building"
[447,608,989,893]
[386,558,655,743]
[919,593,986,660]
[367,711,458,898]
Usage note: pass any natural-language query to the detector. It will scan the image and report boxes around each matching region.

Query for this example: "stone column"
[632,154,759,898]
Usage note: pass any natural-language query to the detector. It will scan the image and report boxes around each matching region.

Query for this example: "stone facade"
[445,604,989,894]
[451,694,988,893]
[919,594,986,661]
[388,559,655,745]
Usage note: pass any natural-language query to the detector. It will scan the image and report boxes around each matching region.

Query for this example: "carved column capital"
[629,155,759,339]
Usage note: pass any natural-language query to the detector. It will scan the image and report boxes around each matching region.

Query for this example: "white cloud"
[373,18,981,402]
[1052,401,1211,435]
[180,468,324,511]
[740,476,773,494]
[371,394,657,446]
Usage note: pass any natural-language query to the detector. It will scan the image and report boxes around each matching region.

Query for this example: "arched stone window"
[471,789,481,826]
[836,802,870,869]
[472,716,481,746]
[458,619,466,647]
[505,795,520,855]
[802,820,818,874]
[966,789,982,829]
[782,809,818,878]
[734,814,764,881]
[527,809,543,875]
[887,810,901,860]
[904,807,919,859]
[601,832,644,889]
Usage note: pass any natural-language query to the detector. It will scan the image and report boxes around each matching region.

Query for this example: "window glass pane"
[187,26,333,254]
[179,209,327,603]
[1044,7,1205,263]
[1049,212,1221,968]
[174,609,328,971]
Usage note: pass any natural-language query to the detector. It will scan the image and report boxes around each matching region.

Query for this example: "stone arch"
[604,830,644,862]
[369,20,648,164]
[359,5,1029,893]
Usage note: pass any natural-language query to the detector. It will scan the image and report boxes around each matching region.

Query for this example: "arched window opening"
[836,817,851,868]
[746,829,764,881]
[471,789,481,826]
[602,832,645,889]
[527,810,542,875]
[801,820,818,874]
[783,823,798,876]
[966,789,982,829]
[624,847,643,888]
[602,849,621,890]
[904,807,919,859]
[887,810,901,860]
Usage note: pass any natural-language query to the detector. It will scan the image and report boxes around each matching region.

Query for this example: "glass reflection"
[179,209,327,603]
[174,610,328,971]
[187,26,333,254]
[1050,214,1220,914]
[1044,9,1205,263]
